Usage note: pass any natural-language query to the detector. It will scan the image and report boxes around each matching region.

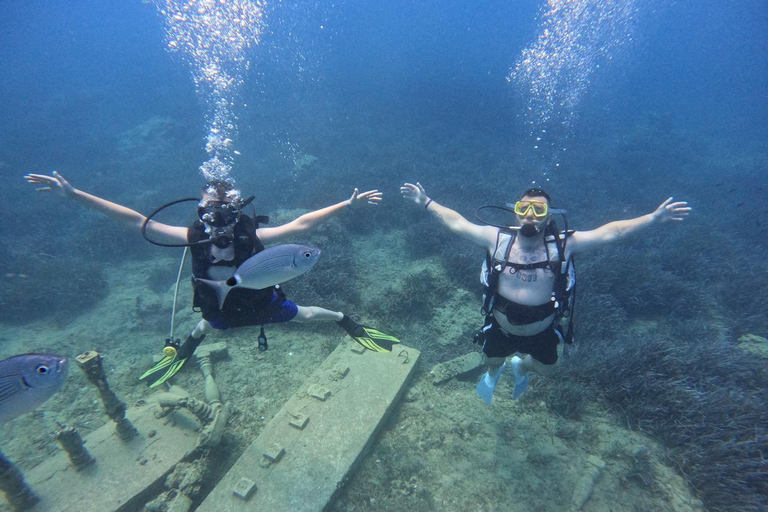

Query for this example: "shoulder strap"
[497,229,515,273]
[481,229,515,315]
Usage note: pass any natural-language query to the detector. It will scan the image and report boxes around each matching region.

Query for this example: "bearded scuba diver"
[399,180,692,405]
[473,189,576,403]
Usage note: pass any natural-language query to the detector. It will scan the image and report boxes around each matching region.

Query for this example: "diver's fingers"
[35,186,53,192]
[24,174,54,184]
[659,197,674,209]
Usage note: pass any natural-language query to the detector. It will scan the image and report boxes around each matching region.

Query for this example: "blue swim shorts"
[208,291,298,330]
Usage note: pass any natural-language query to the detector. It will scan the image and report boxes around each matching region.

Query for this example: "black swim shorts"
[480,319,562,365]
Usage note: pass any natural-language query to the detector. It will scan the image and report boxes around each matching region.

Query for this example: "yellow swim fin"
[337,315,400,352]
[139,335,204,387]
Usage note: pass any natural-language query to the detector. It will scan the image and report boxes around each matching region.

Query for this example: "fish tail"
[195,278,231,310]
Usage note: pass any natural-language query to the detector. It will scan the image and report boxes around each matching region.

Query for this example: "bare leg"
[175,319,213,358]
[521,354,557,377]
[482,355,507,375]
[476,354,508,406]
[191,319,212,338]
[292,305,344,323]
[511,354,557,399]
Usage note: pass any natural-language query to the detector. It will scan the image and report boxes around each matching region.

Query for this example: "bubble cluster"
[509,0,637,173]
[153,0,268,182]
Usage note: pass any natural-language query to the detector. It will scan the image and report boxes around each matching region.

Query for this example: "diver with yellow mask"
[401,182,691,403]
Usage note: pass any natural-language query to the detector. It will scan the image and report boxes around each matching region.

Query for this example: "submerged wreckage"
[0,340,419,512]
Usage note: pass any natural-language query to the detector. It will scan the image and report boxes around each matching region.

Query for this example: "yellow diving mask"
[513,200,548,218]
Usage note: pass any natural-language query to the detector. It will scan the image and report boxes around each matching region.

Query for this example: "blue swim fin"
[476,362,506,406]
[510,356,529,400]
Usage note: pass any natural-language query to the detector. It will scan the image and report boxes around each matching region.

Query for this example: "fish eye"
[303,252,311,258]
[36,365,50,374]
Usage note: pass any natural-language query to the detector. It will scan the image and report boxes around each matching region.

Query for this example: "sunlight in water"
[509,0,637,176]
[153,0,268,183]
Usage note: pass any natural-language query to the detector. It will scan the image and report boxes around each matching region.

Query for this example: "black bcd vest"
[187,215,275,322]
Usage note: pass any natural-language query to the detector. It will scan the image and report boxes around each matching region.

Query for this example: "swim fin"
[139,334,205,388]
[510,356,529,400]
[337,315,400,353]
[476,362,506,406]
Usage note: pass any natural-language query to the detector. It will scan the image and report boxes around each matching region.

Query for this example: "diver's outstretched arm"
[257,188,382,243]
[569,197,692,253]
[400,182,496,250]
[24,171,187,243]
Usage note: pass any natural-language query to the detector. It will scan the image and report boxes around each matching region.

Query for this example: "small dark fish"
[736,202,744,208]
[197,244,321,309]
[728,188,738,193]
[0,354,68,422]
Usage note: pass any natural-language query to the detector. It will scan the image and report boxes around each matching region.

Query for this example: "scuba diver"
[400,182,691,403]
[24,171,400,387]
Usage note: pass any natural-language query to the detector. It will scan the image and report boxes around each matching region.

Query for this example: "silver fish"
[196,244,321,309]
[0,354,68,422]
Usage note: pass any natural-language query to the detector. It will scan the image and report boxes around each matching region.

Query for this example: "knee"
[294,306,314,323]
[526,355,558,377]
[482,354,507,369]
[192,320,212,337]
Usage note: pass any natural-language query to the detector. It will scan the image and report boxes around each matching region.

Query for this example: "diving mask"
[513,200,548,218]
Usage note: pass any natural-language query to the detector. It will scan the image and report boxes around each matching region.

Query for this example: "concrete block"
[233,478,256,500]
[349,344,366,354]
[308,384,331,401]
[263,444,285,463]
[288,413,309,430]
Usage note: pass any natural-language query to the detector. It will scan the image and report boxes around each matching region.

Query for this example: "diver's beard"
[519,223,540,238]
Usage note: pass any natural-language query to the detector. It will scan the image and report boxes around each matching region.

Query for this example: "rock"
[737,334,768,358]
[429,352,483,385]
[570,455,605,511]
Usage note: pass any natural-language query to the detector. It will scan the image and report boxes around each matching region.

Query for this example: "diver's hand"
[347,188,382,210]
[24,171,76,199]
[652,197,692,223]
[400,182,429,207]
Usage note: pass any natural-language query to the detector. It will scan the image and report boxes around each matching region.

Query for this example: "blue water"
[1,0,767,510]
[2,0,765,190]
